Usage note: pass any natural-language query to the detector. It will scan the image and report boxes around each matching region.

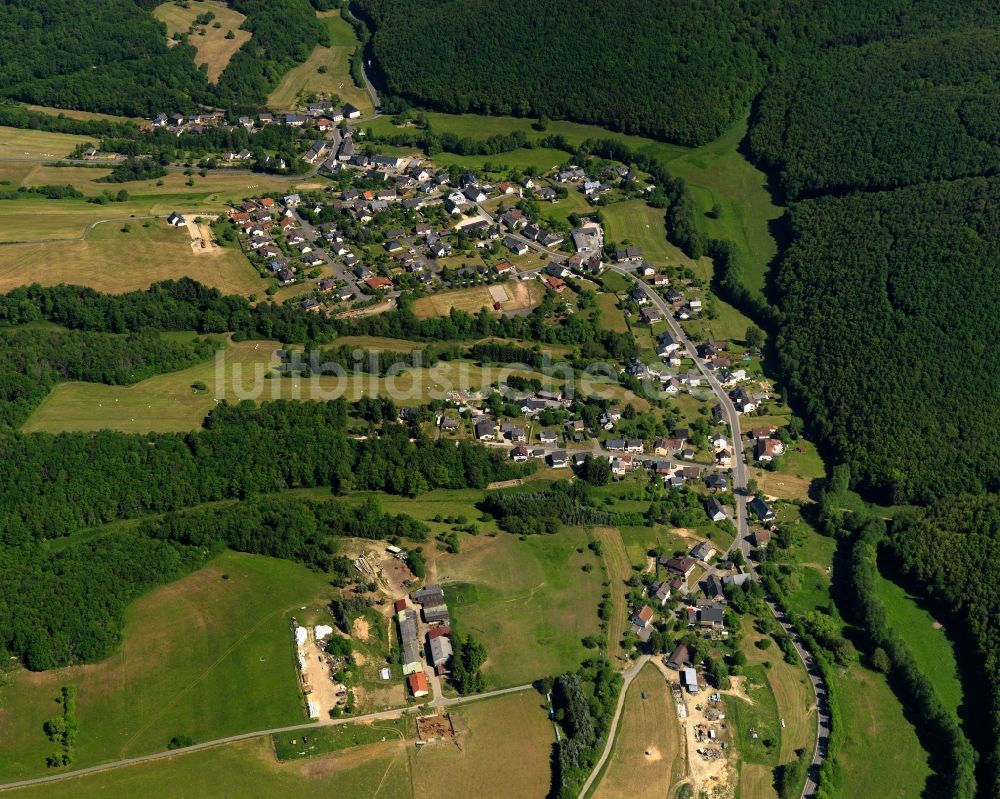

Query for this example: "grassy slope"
[591,663,683,799]
[0,551,333,782]
[19,341,585,434]
[3,738,414,799]
[268,13,372,114]
[875,573,963,717]
[592,527,630,665]
[153,1,250,83]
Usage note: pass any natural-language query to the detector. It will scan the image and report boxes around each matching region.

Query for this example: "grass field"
[411,280,544,318]
[591,663,683,799]
[4,738,413,799]
[661,118,782,296]
[875,574,963,717]
[0,220,261,295]
[0,551,334,782]
[833,665,931,799]
[541,189,594,225]
[272,717,412,760]
[268,13,371,114]
[432,147,570,174]
[429,528,603,687]
[592,528,631,664]
[23,105,141,124]
[0,126,93,160]
[602,200,689,266]
[0,165,305,245]
[154,1,251,82]
[596,293,629,333]
[741,623,816,765]
[409,690,553,799]
[21,340,575,434]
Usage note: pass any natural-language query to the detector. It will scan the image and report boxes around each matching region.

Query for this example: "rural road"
[576,656,650,797]
[607,267,827,799]
[0,682,535,792]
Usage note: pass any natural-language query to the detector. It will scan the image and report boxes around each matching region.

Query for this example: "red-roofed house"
[408,671,429,698]
[365,276,393,292]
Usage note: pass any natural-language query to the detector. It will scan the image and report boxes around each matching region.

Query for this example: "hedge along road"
[0,683,535,792]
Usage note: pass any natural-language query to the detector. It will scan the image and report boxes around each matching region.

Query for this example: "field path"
[577,656,649,798]
[0,683,534,793]
[592,527,631,665]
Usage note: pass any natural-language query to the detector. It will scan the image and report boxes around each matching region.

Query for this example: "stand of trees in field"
[885,494,1000,799]
[0,279,637,361]
[0,493,430,671]
[538,659,621,798]
[772,177,1000,504]
[0,0,325,116]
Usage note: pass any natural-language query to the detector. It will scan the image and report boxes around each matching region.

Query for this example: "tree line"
[886,494,1000,798]
[0,398,530,546]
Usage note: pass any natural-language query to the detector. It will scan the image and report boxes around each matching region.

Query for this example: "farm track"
[0,683,534,792]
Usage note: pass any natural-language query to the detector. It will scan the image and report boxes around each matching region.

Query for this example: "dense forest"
[0,0,324,115]
[749,28,1000,199]
[886,495,1000,798]
[773,177,1000,503]
[353,0,997,146]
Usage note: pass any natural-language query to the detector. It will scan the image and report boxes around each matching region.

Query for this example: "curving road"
[607,267,827,799]
[0,682,534,793]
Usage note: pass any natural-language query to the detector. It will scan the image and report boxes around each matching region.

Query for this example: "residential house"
[691,541,717,562]
[756,438,785,461]
[474,418,498,440]
[705,498,727,523]
[667,643,695,671]
[504,236,529,255]
[662,556,697,580]
[650,580,672,606]
[749,496,775,522]
[630,605,654,630]
[751,530,772,548]
[549,450,569,468]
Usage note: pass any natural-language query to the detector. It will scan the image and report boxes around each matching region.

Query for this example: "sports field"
[875,574,963,717]
[0,220,261,295]
[20,341,567,434]
[592,663,683,799]
[268,14,372,114]
[3,738,413,799]
[0,551,333,782]
[409,690,553,799]
[154,1,251,82]
[411,280,543,318]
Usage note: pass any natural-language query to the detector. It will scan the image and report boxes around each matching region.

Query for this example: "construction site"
[292,620,350,720]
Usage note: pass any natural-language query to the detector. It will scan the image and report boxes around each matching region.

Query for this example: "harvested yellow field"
[411,280,543,319]
[592,663,684,799]
[154,0,250,82]
[0,126,92,159]
[0,221,262,296]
